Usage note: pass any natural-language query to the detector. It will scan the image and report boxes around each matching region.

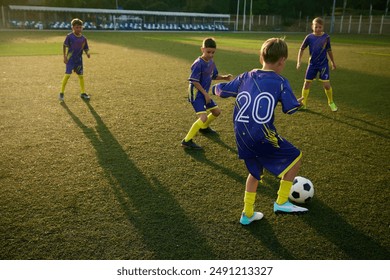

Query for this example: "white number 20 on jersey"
[235,91,275,124]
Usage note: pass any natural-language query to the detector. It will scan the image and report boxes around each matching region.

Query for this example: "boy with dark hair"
[59,18,90,102]
[181,37,233,149]
[213,38,308,225]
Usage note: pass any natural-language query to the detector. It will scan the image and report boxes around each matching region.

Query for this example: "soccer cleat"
[274,201,308,215]
[181,139,202,150]
[240,212,264,225]
[80,93,90,100]
[58,93,64,103]
[329,102,338,112]
[199,127,217,134]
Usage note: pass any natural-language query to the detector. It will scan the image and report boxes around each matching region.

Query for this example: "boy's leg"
[182,113,207,149]
[78,74,85,93]
[277,156,301,204]
[59,74,71,102]
[203,112,217,128]
[200,103,221,133]
[301,81,311,109]
[243,174,259,217]
[240,159,264,225]
[183,118,205,142]
[323,82,338,112]
[61,74,71,93]
[274,158,308,214]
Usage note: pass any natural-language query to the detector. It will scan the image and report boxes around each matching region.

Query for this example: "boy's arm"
[296,48,304,69]
[192,81,211,104]
[214,74,233,81]
[327,50,336,70]
[212,75,242,98]
[63,45,68,64]
[84,49,90,58]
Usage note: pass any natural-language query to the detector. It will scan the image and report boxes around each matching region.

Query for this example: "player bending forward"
[212,38,308,225]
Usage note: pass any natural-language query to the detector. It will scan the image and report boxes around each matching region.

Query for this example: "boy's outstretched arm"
[212,82,238,98]
[214,74,233,81]
[212,75,242,98]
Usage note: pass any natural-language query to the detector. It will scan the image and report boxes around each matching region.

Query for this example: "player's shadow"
[242,219,295,259]
[305,109,390,140]
[199,132,238,154]
[302,199,389,259]
[184,148,246,184]
[62,102,215,259]
[239,175,389,259]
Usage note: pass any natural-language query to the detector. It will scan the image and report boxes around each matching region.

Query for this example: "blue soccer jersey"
[188,57,219,102]
[300,33,331,67]
[213,69,300,159]
[64,32,89,74]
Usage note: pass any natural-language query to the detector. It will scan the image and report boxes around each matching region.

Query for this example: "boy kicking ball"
[213,38,308,225]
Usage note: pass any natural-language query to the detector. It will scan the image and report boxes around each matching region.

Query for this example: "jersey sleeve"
[212,73,245,98]
[63,34,70,47]
[300,35,310,50]
[188,60,201,83]
[280,79,300,114]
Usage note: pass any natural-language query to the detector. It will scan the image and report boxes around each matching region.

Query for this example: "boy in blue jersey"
[297,17,338,112]
[212,38,308,225]
[181,37,233,149]
[59,18,90,102]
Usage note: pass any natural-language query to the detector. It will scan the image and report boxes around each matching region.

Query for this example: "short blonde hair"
[312,17,324,26]
[71,18,83,26]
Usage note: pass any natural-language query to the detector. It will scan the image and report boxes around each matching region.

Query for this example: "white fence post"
[358,14,362,34]
[368,15,372,34]
[348,15,352,33]
[380,15,384,34]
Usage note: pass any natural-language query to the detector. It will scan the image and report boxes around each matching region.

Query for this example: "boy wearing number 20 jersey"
[213,38,308,225]
[215,69,301,161]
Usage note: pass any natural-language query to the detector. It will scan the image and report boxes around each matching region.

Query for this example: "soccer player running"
[181,37,233,149]
[59,18,90,102]
[297,17,338,112]
[213,38,308,225]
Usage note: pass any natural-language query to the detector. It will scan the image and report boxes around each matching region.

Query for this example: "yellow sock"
[324,87,333,104]
[184,119,205,142]
[203,113,217,128]
[302,89,310,107]
[78,75,85,93]
[61,74,71,93]
[243,191,256,217]
[276,180,293,205]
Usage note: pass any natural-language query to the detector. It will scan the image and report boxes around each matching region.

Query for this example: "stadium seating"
[9,20,229,31]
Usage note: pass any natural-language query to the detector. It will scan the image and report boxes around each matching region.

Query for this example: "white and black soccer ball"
[289,176,314,204]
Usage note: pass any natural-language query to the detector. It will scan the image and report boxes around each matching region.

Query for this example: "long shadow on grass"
[304,109,389,140]
[62,102,215,259]
[242,220,295,260]
[302,200,390,259]
[184,149,245,184]
[260,177,389,259]
[200,133,238,154]
[237,175,389,259]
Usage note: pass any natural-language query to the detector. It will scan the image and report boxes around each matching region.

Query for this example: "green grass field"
[0,30,389,260]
